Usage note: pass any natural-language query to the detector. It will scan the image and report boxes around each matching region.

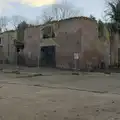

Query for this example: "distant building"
[111,33,120,65]
[23,16,110,69]
[0,30,17,63]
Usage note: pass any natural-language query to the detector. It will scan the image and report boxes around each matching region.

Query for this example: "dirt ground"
[0,70,120,120]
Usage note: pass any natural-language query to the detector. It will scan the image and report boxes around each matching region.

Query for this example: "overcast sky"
[0,0,106,21]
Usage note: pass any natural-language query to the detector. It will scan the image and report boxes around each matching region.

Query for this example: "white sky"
[0,0,56,13]
[0,0,106,20]
[21,0,56,6]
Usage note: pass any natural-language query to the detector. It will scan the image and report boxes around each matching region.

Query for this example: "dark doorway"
[14,40,25,65]
[40,46,56,67]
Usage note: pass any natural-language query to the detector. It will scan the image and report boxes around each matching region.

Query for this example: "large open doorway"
[40,46,56,67]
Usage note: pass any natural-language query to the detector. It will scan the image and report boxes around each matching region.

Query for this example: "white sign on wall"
[28,52,31,58]
[74,53,79,60]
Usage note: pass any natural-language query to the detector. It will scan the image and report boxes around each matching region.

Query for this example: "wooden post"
[38,27,41,68]
[74,53,79,72]
[15,47,18,69]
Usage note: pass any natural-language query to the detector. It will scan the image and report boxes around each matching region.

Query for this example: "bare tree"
[35,16,41,25]
[10,15,27,29]
[0,16,9,32]
[42,12,53,24]
[42,0,81,23]
[89,15,96,20]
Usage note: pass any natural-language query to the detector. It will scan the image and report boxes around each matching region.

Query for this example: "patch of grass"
[16,73,43,78]
[72,72,79,75]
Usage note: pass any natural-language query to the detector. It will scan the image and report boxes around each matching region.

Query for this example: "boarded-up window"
[42,26,55,39]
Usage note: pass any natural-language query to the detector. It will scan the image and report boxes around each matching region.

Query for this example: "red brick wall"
[55,18,101,69]
[24,26,41,66]
[55,31,81,69]
[23,18,106,69]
